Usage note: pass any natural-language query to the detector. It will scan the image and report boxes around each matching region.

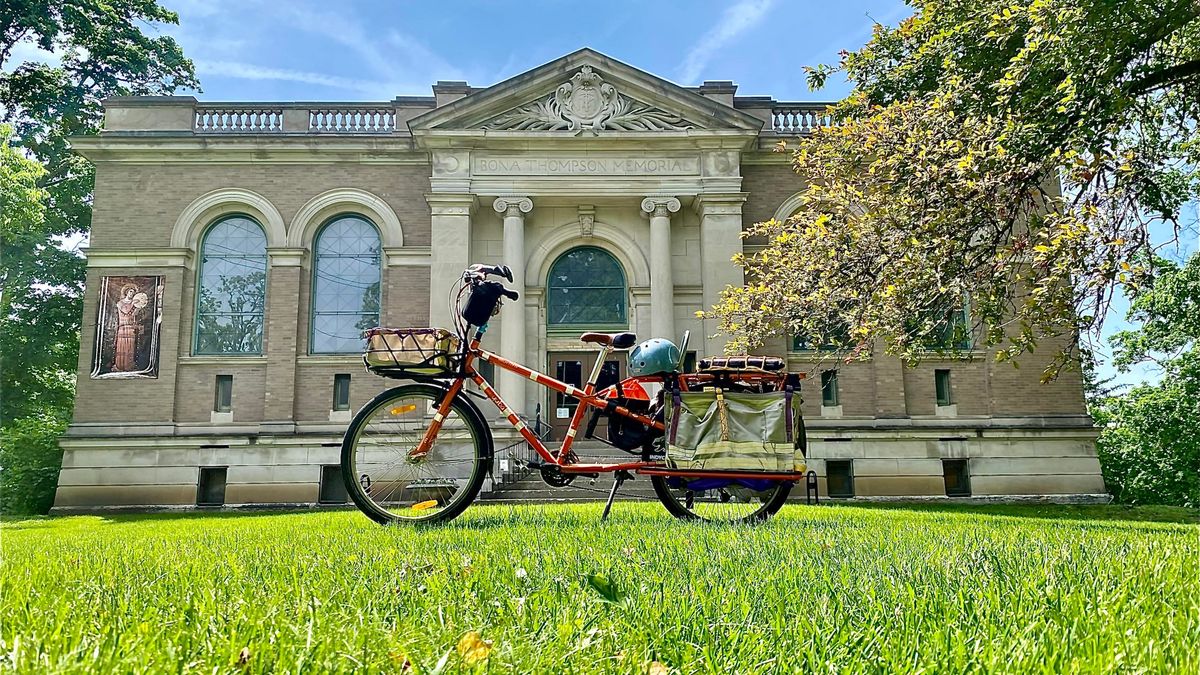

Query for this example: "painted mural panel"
[90,275,165,379]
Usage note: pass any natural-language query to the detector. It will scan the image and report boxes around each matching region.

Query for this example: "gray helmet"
[629,338,681,376]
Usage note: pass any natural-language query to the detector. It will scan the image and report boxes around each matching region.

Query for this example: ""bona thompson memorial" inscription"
[473,155,699,176]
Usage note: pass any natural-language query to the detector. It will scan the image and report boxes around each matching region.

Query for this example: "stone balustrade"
[194,105,285,133]
[307,106,397,133]
[101,96,838,136]
[770,103,834,134]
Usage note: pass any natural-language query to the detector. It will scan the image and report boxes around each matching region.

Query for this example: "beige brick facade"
[56,49,1104,511]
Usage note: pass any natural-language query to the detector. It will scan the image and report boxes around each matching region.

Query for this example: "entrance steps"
[482,441,660,503]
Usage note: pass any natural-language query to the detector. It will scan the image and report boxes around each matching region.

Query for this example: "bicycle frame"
[411,326,808,482]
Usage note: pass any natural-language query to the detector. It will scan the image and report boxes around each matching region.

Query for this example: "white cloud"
[195,60,388,94]
[677,0,774,84]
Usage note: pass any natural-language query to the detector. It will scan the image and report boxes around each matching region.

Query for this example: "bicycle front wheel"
[342,383,491,525]
[651,475,791,523]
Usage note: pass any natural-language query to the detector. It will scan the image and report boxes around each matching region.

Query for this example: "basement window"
[214,375,233,413]
[333,374,351,411]
[942,459,971,497]
[319,465,349,504]
[197,467,227,506]
[826,459,854,498]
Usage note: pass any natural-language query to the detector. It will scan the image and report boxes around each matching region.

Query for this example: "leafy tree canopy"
[1094,253,1199,507]
[712,0,1200,380]
[0,1,197,423]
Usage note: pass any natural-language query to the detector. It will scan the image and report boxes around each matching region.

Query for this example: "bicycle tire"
[651,475,792,523]
[341,383,491,525]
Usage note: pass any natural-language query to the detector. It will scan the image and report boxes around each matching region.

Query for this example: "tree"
[710,0,1200,380]
[0,2,197,425]
[1092,253,1199,507]
[0,2,197,513]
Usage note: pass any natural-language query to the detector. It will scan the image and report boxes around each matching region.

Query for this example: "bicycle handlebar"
[465,263,519,301]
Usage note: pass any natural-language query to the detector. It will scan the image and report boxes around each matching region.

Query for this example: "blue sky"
[159,0,910,102]
[11,0,1196,386]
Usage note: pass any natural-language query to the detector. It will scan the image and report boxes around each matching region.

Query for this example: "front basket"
[363,327,461,378]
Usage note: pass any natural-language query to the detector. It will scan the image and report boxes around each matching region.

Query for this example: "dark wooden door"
[546,351,626,440]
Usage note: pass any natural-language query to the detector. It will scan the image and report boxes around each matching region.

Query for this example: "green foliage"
[1,505,1196,672]
[1092,252,1200,507]
[712,0,1200,379]
[1093,362,1200,507]
[0,1,198,424]
[0,410,66,515]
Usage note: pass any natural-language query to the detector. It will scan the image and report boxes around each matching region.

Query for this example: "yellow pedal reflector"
[390,404,418,415]
[411,500,438,511]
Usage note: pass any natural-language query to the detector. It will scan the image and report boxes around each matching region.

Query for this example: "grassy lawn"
[2,502,1197,674]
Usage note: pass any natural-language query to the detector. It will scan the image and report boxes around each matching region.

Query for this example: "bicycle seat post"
[585,344,613,390]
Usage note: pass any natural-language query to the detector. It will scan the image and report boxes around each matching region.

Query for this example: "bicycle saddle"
[580,332,637,349]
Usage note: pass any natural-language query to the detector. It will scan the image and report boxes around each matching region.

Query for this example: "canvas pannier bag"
[363,328,460,376]
[665,389,805,473]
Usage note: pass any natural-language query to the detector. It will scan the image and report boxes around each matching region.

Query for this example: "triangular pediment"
[408,48,762,133]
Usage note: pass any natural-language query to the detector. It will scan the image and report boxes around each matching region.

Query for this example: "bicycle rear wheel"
[341,383,490,525]
[651,475,791,523]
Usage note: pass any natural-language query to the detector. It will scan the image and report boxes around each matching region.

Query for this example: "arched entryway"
[545,246,629,438]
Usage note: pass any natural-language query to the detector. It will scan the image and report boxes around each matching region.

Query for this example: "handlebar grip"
[501,287,519,301]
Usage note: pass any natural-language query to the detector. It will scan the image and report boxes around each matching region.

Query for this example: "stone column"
[694,193,747,356]
[261,248,305,432]
[493,196,532,415]
[641,196,680,341]
[425,194,475,330]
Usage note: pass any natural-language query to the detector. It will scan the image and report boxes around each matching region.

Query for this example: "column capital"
[425,193,476,216]
[492,196,533,217]
[640,196,681,218]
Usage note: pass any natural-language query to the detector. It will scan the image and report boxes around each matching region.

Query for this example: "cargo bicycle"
[341,263,808,525]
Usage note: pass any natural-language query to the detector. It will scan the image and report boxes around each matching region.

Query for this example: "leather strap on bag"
[716,389,730,442]
[784,386,794,443]
[669,391,682,445]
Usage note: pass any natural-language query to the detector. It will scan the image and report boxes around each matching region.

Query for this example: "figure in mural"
[92,275,163,379]
[113,285,149,371]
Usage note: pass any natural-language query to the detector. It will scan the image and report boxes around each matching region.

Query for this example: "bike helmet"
[628,338,681,376]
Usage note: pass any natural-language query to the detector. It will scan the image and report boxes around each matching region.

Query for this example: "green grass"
[2,503,1197,673]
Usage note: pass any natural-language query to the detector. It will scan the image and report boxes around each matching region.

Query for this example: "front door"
[546,351,626,440]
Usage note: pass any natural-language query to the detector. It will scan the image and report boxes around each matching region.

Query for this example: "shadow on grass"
[813,500,1199,526]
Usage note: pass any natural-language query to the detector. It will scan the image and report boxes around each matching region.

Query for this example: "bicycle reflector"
[391,404,418,415]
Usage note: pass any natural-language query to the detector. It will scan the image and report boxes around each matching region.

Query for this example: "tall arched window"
[311,215,381,353]
[194,215,268,354]
[547,246,626,327]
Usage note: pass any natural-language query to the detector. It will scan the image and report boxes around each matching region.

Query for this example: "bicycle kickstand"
[601,470,633,522]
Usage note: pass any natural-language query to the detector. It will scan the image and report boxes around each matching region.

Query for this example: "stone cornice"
[266,247,306,267]
[425,193,476,215]
[84,247,193,268]
[69,135,428,164]
[693,192,748,216]
[383,246,432,266]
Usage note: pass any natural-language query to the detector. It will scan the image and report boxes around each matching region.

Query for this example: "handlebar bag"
[665,389,806,473]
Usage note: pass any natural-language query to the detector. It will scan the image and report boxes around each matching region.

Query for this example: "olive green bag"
[665,389,806,472]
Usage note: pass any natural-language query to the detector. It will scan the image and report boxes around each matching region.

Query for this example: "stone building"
[55,49,1105,510]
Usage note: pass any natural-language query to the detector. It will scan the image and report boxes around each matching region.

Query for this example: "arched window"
[194,215,268,354]
[311,215,381,353]
[547,246,626,327]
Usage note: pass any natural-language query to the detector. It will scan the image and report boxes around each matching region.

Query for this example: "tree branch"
[1125,59,1200,94]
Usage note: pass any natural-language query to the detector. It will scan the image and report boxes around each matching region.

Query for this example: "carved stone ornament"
[578,205,595,237]
[482,66,694,132]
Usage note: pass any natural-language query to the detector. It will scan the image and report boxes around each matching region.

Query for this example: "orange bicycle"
[341,263,807,525]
